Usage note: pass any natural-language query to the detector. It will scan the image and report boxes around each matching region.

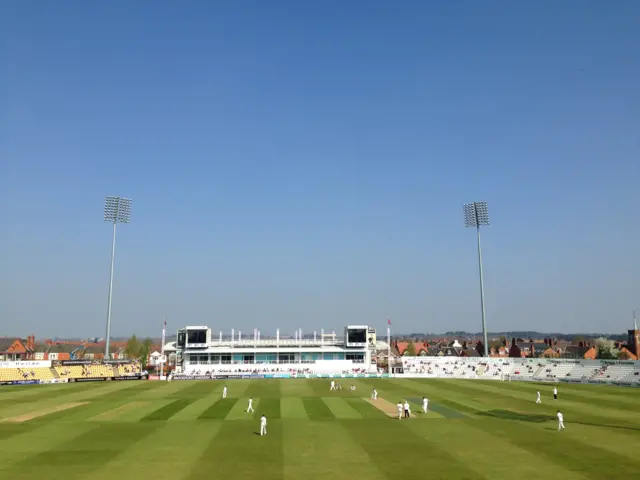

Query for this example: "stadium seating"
[0,367,55,382]
[183,360,372,376]
[55,364,115,379]
[399,356,640,386]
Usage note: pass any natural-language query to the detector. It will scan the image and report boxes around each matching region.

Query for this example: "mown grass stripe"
[0,423,160,478]
[198,398,237,420]
[225,397,260,420]
[256,398,281,419]
[406,419,585,480]
[141,399,193,421]
[466,416,640,480]
[280,398,308,419]
[284,421,387,480]
[341,418,486,479]
[186,417,283,480]
[94,381,160,402]
[322,397,362,419]
[344,397,387,419]
[245,378,281,398]
[302,397,334,419]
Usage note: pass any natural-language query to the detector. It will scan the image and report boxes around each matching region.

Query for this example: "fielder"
[223,385,228,398]
[553,386,558,400]
[330,380,336,391]
[247,397,254,413]
[536,391,541,404]
[396,401,403,420]
[557,410,565,431]
[260,414,267,436]
[371,388,378,400]
[422,397,429,414]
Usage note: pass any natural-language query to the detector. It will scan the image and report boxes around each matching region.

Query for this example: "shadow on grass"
[477,409,640,432]
[476,409,553,423]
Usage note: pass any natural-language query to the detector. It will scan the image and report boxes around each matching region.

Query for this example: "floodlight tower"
[103,196,131,358]
[463,201,490,357]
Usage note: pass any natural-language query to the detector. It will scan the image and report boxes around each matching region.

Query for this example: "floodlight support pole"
[387,323,391,375]
[105,221,117,358]
[475,224,488,357]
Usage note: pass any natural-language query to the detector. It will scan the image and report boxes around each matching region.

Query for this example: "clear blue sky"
[1,1,638,338]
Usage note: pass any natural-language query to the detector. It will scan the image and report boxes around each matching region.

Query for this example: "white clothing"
[222,387,227,398]
[372,390,377,400]
[247,399,254,413]
[536,392,541,404]
[260,416,267,435]
[422,399,429,413]
[330,381,336,391]
[396,403,403,419]
[557,412,565,430]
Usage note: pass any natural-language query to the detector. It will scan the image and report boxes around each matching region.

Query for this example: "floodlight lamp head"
[463,201,490,228]
[104,196,132,224]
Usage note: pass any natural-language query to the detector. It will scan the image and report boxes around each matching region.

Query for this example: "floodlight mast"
[103,196,131,358]
[463,201,490,357]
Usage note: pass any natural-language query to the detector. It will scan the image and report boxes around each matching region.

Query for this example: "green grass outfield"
[0,378,639,480]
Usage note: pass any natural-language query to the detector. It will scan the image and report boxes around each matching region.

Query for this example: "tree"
[139,338,153,366]
[124,335,141,360]
[594,337,619,360]
[124,335,153,365]
[405,341,416,356]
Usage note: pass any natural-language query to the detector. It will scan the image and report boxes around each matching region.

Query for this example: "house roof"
[396,342,430,355]
[0,338,29,353]
[461,349,480,357]
[561,346,594,358]
[46,343,81,354]
[619,347,638,360]
[0,338,18,352]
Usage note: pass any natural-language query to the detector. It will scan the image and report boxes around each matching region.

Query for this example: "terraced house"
[0,336,35,361]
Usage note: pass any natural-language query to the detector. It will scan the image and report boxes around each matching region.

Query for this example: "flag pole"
[387,319,391,376]
[161,318,166,380]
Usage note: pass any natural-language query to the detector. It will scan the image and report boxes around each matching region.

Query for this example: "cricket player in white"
[553,387,558,400]
[222,385,228,398]
[371,389,377,400]
[403,400,411,418]
[330,380,336,391]
[396,401,403,420]
[422,397,429,413]
[536,391,541,404]
[260,414,267,436]
[247,397,254,413]
[557,410,565,431]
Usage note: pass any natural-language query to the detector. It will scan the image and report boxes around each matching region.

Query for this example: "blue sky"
[1,1,638,338]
